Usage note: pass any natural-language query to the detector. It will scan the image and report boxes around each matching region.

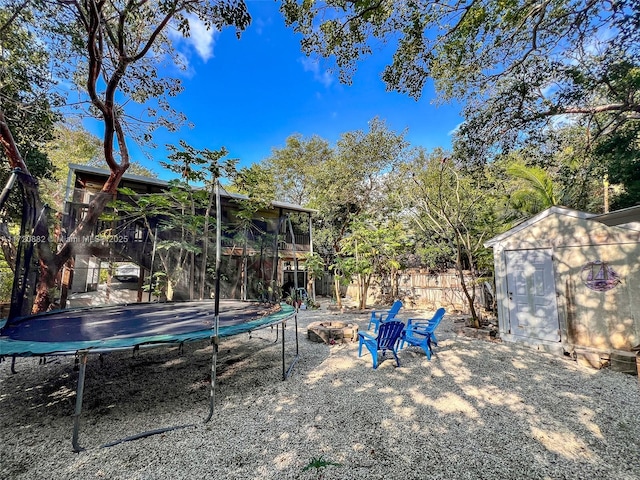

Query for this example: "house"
[484,206,640,369]
[61,163,314,304]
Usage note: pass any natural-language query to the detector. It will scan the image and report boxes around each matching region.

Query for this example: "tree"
[594,121,640,209]
[0,1,250,313]
[310,118,407,307]
[0,6,58,276]
[39,123,156,212]
[45,122,158,178]
[44,123,102,181]
[394,149,501,325]
[485,122,611,217]
[257,119,407,308]
[302,251,324,302]
[283,0,639,153]
[109,143,235,301]
[505,158,559,216]
[230,163,276,300]
[0,6,58,174]
[264,134,331,206]
[339,217,409,309]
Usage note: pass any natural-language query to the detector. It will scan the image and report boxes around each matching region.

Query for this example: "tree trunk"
[390,267,399,299]
[306,274,314,301]
[199,182,216,300]
[333,275,342,308]
[38,184,125,313]
[166,279,174,301]
[453,239,479,327]
[360,273,372,310]
[241,232,248,300]
[0,223,17,271]
[189,193,195,300]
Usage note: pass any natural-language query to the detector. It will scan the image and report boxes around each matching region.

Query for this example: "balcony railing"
[63,202,312,256]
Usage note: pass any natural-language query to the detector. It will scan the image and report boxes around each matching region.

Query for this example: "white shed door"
[505,249,560,342]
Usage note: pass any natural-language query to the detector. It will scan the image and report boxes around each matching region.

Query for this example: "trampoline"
[0,300,294,356]
[0,299,298,451]
[0,167,307,451]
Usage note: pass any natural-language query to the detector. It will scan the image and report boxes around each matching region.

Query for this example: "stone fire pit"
[307,321,359,344]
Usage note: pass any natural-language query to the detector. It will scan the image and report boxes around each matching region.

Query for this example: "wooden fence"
[341,269,494,314]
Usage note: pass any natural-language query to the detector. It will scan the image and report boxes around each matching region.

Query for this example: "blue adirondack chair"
[399,307,446,360]
[358,320,405,369]
[368,300,403,333]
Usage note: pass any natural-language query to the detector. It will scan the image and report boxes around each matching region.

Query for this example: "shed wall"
[555,243,640,351]
[490,211,640,353]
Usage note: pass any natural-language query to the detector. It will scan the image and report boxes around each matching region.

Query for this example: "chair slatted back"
[424,307,445,332]
[387,300,403,319]
[408,307,445,334]
[377,321,405,350]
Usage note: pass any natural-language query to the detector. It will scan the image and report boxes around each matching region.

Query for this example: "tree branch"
[0,0,29,34]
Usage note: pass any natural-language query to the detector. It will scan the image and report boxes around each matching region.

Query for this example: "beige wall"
[555,243,640,350]
[490,211,640,352]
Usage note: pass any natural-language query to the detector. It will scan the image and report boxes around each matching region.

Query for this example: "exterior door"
[505,249,560,342]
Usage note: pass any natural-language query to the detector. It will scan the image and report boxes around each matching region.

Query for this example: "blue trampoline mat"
[0,300,294,357]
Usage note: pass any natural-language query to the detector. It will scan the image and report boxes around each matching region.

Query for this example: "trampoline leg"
[11,355,17,374]
[283,317,300,381]
[72,352,88,453]
[205,336,219,423]
[281,321,286,380]
[294,312,299,356]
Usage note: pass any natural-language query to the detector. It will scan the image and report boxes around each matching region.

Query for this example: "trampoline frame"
[0,169,306,451]
[1,301,298,452]
[69,307,298,452]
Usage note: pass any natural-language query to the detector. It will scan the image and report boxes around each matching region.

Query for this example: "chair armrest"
[407,318,436,328]
[407,317,433,324]
[358,331,377,341]
[404,325,431,337]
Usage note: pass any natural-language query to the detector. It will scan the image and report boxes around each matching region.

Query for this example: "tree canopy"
[0,0,251,312]
[0,6,58,173]
[282,0,639,152]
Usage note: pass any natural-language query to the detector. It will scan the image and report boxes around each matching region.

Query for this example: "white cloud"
[174,51,195,78]
[549,113,578,128]
[187,15,217,62]
[168,14,218,63]
[448,122,463,136]
[254,17,271,36]
[299,57,333,88]
[585,27,615,56]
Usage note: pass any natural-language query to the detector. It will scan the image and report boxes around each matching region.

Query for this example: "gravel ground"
[1,302,639,480]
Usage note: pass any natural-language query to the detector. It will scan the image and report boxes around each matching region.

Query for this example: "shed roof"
[591,205,640,226]
[484,206,596,248]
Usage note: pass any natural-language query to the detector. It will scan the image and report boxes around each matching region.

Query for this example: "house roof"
[484,206,596,248]
[66,163,316,214]
[68,162,169,187]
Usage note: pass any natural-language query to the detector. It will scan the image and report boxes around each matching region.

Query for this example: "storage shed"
[485,206,640,367]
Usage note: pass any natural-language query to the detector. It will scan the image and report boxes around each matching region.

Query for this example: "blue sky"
[104,1,464,179]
